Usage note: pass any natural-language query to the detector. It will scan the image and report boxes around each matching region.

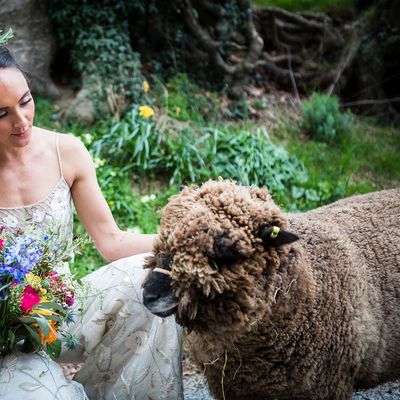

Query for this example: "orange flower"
[37,320,58,344]
[32,308,58,344]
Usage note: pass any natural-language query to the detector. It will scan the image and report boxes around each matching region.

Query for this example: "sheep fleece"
[154,182,400,400]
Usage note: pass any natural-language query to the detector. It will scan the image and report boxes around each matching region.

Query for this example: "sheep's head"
[143,180,299,335]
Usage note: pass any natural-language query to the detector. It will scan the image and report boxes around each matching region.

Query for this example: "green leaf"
[46,339,62,359]
[34,315,50,337]
[23,323,42,346]
[34,301,65,313]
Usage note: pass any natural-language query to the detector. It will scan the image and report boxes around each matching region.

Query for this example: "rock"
[0,0,59,97]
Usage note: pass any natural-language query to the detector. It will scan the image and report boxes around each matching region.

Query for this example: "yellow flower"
[25,273,42,291]
[175,107,181,115]
[37,320,58,344]
[143,80,150,93]
[31,307,58,344]
[139,105,155,119]
[108,199,115,206]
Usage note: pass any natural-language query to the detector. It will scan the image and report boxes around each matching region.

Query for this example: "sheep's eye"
[157,254,172,271]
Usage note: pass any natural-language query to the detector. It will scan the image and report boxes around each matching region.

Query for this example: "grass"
[272,116,400,209]
[252,0,355,12]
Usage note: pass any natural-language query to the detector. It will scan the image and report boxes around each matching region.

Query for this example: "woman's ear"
[259,226,299,248]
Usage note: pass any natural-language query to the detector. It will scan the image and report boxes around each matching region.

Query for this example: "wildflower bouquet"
[0,226,83,358]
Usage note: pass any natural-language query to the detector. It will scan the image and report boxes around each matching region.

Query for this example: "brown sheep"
[143,180,400,400]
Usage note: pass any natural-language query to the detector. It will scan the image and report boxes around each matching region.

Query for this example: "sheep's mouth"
[143,292,179,318]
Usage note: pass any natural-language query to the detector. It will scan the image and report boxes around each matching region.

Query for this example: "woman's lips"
[12,127,30,137]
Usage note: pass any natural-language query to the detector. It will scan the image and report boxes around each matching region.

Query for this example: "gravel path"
[183,373,400,400]
[62,362,400,399]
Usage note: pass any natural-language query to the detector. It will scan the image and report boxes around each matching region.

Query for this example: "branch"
[180,0,263,77]
[326,31,363,96]
[266,7,329,32]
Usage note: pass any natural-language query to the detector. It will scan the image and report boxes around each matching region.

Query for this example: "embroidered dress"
[0,134,183,400]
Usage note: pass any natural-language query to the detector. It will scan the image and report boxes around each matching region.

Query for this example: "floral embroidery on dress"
[31,209,46,224]
[0,354,17,383]
[1,215,19,229]
[124,330,148,354]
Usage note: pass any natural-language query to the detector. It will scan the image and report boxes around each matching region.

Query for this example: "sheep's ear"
[259,226,299,248]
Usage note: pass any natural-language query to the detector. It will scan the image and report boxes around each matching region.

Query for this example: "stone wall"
[0,0,59,97]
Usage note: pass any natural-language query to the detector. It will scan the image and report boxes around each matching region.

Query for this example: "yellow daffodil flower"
[139,105,155,119]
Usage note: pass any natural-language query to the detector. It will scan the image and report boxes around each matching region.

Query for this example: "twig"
[326,31,362,96]
[286,48,300,103]
[341,97,400,107]
[221,350,228,400]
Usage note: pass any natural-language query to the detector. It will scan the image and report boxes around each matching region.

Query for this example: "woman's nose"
[13,108,29,127]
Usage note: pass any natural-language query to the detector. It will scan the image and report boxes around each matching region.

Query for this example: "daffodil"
[139,105,155,119]
[143,80,150,93]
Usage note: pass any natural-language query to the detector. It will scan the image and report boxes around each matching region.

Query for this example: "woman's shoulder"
[35,127,92,185]
[35,127,84,152]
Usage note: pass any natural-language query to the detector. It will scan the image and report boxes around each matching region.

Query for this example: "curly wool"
[150,180,400,400]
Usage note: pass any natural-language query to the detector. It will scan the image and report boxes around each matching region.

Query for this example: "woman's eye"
[0,111,7,119]
[21,98,32,106]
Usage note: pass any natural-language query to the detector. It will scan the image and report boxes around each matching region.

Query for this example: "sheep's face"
[143,180,298,333]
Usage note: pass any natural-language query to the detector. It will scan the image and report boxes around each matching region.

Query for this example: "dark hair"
[0,46,23,72]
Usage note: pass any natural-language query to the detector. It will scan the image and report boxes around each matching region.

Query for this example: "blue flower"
[0,235,43,283]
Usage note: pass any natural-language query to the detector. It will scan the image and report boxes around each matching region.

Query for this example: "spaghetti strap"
[56,132,64,178]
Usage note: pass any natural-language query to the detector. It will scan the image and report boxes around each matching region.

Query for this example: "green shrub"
[163,74,221,123]
[301,93,352,142]
[209,127,307,196]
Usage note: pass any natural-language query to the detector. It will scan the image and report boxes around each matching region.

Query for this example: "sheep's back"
[288,188,400,387]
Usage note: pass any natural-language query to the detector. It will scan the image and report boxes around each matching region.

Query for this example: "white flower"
[140,194,156,203]
[1,214,19,228]
[83,133,93,144]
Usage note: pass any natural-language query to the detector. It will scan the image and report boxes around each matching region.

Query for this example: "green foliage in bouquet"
[0,227,85,358]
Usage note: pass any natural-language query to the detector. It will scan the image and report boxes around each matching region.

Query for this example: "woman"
[0,47,183,400]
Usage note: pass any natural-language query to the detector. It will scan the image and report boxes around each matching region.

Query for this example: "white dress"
[0,136,183,400]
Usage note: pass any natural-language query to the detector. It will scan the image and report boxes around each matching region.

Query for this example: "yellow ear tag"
[270,226,280,239]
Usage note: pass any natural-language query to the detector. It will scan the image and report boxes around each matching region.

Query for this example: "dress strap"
[56,132,64,178]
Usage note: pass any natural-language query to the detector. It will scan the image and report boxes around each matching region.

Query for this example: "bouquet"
[0,226,83,358]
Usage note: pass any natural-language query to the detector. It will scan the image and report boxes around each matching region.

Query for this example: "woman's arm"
[60,133,156,262]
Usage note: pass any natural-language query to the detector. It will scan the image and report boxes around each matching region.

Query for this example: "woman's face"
[0,67,35,150]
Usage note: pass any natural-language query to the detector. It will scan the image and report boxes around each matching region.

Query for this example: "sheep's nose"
[143,291,160,306]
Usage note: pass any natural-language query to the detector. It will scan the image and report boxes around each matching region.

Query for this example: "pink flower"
[20,285,41,313]
[0,238,4,251]
[65,293,74,307]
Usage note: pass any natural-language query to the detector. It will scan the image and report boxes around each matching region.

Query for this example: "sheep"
[143,179,400,400]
